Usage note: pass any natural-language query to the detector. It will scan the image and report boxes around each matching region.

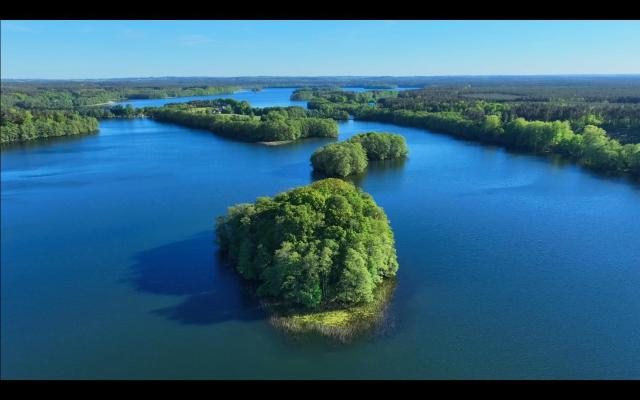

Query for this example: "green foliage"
[293,79,640,144]
[1,108,99,144]
[216,179,399,310]
[147,101,338,142]
[311,132,409,177]
[77,104,146,119]
[347,132,409,160]
[292,87,398,105]
[268,278,397,341]
[354,108,639,177]
[579,125,626,172]
[1,83,238,110]
[377,83,640,144]
[310,142,368,178]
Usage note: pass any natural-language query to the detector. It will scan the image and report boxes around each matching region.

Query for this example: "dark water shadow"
[366,157,408,175]
[541,152,640,190]
[354,119,640,190]
[310,169,367,187]
[125,231,264,325]
[310,157,408,188]
[431,132,640,190]
[1,133,99,153]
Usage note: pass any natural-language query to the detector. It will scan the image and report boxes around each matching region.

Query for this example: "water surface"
[118,87,306,109]
[2,88,640,379]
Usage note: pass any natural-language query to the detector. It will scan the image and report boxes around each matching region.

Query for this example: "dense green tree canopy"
[1,108,99,144]
[296,85,639,177]
[147,101,338,142]
[1,84,238,110]
[347,132,409,160]
[311,142,369,178]
[216,178,399,309]
[311,132,409,177]
[354,108,639,176]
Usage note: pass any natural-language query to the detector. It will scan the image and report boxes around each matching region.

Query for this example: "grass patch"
[265,279,397,343]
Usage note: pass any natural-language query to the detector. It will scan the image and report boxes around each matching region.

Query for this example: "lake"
[2,88,639,379]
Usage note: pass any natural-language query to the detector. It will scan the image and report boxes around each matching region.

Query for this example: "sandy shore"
[258,140,293,146]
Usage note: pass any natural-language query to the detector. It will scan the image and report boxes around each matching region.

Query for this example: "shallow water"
[2,88,640,379]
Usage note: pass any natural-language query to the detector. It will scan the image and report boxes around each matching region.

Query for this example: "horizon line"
[3,73,640,82]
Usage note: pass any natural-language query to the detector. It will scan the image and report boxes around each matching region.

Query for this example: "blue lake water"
[116,87,309,109]
[2,88,640,379]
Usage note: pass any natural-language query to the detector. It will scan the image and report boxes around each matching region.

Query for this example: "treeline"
[147,101,338,142]
[293,87,399,105]
[216,178,399,309]
[0,83,238,142]
[290,87,343,101]
[299,88,399,122]
[77,104,146,119]
[1,108,99,144]
[1,83,239,110]
[290,88,400,121]
[294,83,640,177]
[311,132,409,177]
[10,75,636,92]
[122,86,238,100]
[380,85,640,143]
[356,108,640,177]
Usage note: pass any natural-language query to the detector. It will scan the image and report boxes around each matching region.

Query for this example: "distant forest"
[3,76,640,176]
[5,74,639,90]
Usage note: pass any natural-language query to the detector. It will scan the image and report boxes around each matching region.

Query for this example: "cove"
[2,88,640,379]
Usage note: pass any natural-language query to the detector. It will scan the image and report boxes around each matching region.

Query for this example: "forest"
[215,178,399,310]
[11,75,635,91]
[3,77,639,170]
[1,82,239,109]
[1,107,99,144]
[295,81,640,177]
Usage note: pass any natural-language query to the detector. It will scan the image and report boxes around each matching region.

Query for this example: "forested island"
[146,99,338,142]
[311,132,409,177]
[216,178,399,340]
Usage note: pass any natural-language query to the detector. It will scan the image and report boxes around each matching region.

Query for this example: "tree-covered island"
[311,132,409,178]
[215,178,399,340]
[146,99,338,143]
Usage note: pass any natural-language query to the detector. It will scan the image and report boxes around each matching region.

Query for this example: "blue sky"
[2,20,639,79]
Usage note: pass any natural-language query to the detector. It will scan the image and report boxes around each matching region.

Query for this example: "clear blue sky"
[2,20,639,79]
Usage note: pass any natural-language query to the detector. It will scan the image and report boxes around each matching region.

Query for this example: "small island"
[311,132,409,177]
[215,178,399,340]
